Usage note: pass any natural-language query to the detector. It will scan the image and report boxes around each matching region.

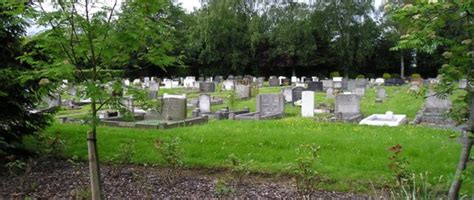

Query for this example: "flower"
[461,39,472,45]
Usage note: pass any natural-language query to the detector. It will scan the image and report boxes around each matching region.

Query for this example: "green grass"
[43,119,472,193]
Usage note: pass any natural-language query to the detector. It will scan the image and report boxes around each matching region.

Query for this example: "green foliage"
[356,74,365,79]
[0,1,54,157]
[289,144,320,196]
[391,73,401,79]
[155,137,183,187]
[383,73,392,79]
[112,139,136,164]
[214,178,235,197]
[389,172,446,200]
[411,73,421,80]
[329,71,340,78]
[387,144,411,184]
[227,153,252,185]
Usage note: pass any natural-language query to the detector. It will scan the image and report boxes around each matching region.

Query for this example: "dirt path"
[0,159,370,199]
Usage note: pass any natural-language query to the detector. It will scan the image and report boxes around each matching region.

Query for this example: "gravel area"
[0,159,370,199]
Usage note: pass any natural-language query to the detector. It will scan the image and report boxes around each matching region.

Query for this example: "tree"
[0,1,53,160]
[23,0,178,198]
[391,1,473,199]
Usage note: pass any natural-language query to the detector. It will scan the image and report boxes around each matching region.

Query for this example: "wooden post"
[87,131,103,200]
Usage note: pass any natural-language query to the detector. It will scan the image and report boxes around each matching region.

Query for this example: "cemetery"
[1,0,473,199]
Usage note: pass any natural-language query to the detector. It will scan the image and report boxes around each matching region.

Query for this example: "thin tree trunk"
[400,55,405,79]
[88,100,103,199]
[448,92,473,200]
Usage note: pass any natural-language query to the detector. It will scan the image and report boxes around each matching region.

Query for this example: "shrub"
[391,73,401,79]
[289,144,320,196]
[411,73,422,80]
[155,137,183,187]
[383,73,392,79]
[356,74,365,79]
[329,71,340,78]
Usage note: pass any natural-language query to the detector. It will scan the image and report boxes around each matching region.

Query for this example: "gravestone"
[222,80,235,91]
[123,96,134,114]
[376,87,386,102]
[235,84,250,99]
[459,79,468,89]
[162,96,187,121]
[199,82,215,93]
[335,94,362,122]
[282,78,291,86]
[257,77,265,87]
[269,77,280,86]
[292,86,305,102]
[148,81,159,99]
[333,77,343,89]
[198,94,211,113]
[291,76,298,83]
[301,91,315,117]
[326,88,334,98]
[355,78,367,88]
[227,75,235,80]
[307,82,323,92]
[214,76,224,83]
[375,78,385,85]
[347,80,357,92]
[322,80,333,89]
[282,88,293,103]
[312,76,319,82]
[353,87,365,97]
[257,94,285,116]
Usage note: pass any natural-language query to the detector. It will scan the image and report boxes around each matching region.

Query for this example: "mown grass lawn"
[43,119,472,193]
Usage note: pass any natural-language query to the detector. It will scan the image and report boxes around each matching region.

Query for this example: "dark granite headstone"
[199,82,215,93]
[307,82,323,92]
[292,86,305,102]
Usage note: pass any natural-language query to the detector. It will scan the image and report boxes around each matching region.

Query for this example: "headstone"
[148,81,159,99]
[292,86,305,102]
[282,88,293,103]
[311,76,319,82]
[198,94,211,113]
[278,76,286,85]
[376,87,386,102]
[235,84,250,99]
[333,77,343,89]
[162,95,187,121]
[425,92,452,113]
[291,76,298,83]
[257,77,265,87]
[335,94,360,114]
[307,82,323,92]
[347,80,357,92]
[355,78,367,88]
[257,94,285,116]
[301,91,315,117]
[375,78,385,85]
[123,96,134,113]
[326,88,334,98]
[269,77,280,87]
[353,87,365,97]
[322,80,333,89]
[222,80,235,91]
[214,76,224,83]
[199,82,215,93]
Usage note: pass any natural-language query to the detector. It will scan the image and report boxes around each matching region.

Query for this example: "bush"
[411,73,422,80]
[391,73,401,79]
[329,71,340,78]
[383,73,392,79]
[356,74,365,79]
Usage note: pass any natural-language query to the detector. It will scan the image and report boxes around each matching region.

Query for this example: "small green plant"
[227,153,252,185]
[250,84,259,98]
[227,90,237,110]
[383,73,392,79]
[112,139,136,164]
[214,178,235,198]
[289,144,320,196]
[5,159,26,176]
[411,73,422,80]
[391,73,401,79]
[389,172,446,200]
[329,71,340,78]
[356,74,365,79]
[155,137,183,187]
[388,144,411,185]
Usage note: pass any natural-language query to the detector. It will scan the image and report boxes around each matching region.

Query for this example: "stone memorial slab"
[307,82,323,92]
[198,94,211,113]
[235,84,250,99]
[199,82,215,93]
[269,77,280,87]
[162,95,187,121]
[322,80,333,89]
[326,88,334,98]
[376,87,386,102]
[353,87,365,97]
[222,80,235,91]
[301,91,315,117]
[359,111,406,127]
[292,86,305,102]
[257,94,285,116]
[282,88,293,102]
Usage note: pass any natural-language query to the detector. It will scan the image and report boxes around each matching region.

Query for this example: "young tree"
[391,2,473,199]
[23,0,178,198]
